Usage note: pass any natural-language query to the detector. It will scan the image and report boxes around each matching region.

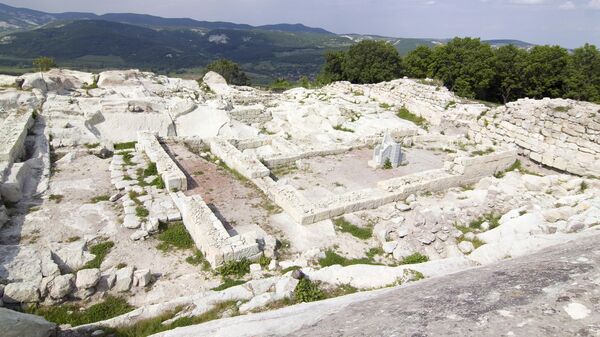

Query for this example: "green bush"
[204,59,250,86]
[83,241,114,269]
[114,142,137,151]
[258,255,271,269]
[399,252,429,265]
[383,158,393,170]
[135,206,149,218]
[28,296,133,326]
[156,222,194,251]
[294,278,325,303]
[217,259,251,278]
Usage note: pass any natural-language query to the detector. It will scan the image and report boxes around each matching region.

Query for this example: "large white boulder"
[2,282,40,303]
[202,71,231,96]
[48,274,74,299]
[50,241,95,273]
[114,267,134,292]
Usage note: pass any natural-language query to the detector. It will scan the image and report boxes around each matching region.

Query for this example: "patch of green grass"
[379,102,392,110]
[217,259,251,278]
[156,222,194,252]
[114,142,137,151]
[84,143,100,149]
[280,265,301,274]
[49,194,64,203]
[334,217,373,240]
[469,213,501,231]
[396,106,429,129]
[366,247,384,260]
[110,301,238,337]
[90,195,110,203]
[212,278,247,291]
[444,100,457,110]
[143,162,158,177]
[27,296,133,327]
[471,147,495,156]
[495,160,522,178]
[318,250,375,268]
[399,252,429,265]
[135,206,149,218]
[258,255,272,269]
[116,263,128,269]
[294,278,325,303]
[83,241,114,269]
[66,236,80,243]
[185,250,211,271]
[333,124,355,133]
[581,181,589,192]
[121,152,134,166]
[553,106,571,112]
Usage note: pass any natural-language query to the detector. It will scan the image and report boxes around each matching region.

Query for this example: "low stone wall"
[209,138,270,179]
[229,105,272,124]
[137,132,187,191]
[171,192,261,267]
[0,111,34,163]
[470,98,600,177]
[253,150,517,225]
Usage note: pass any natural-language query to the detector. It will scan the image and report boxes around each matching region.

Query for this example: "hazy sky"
[4,0,600,48]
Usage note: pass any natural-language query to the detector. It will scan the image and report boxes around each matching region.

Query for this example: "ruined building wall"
[470,98,600,177]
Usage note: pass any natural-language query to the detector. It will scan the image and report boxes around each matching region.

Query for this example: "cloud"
[559,1,576,9]
[509,0,546,4]
[589,0,600,8]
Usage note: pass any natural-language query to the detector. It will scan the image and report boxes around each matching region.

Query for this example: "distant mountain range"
[0,2,536,83]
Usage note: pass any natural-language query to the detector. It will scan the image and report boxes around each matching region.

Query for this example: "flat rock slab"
[151,233,600,337]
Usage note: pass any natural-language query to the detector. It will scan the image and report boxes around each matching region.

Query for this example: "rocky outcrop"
[0,308,57,337]
[471,98,600,176]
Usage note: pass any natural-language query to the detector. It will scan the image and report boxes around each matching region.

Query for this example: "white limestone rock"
[239,293,275,314]
[3,282,40,303]
[114,267,134,292]
[48,274,74,299]
[458,241,475,254]
[134,269,152,288]
[0,307,57,337]
[50,241,95,273]
[76,269,101,289]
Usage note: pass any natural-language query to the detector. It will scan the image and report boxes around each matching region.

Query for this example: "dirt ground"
[277,147,447,201]
[165,142,277,237]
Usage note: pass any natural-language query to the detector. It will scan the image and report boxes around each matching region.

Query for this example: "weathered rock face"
[0,308,56,337]
[471,98,600,176]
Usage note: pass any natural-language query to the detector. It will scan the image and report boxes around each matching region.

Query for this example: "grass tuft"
[399,252,429,265]
[27,296,133,327]
[83,241,114,269]
[156,222,194,252]
[217,259,251,278]
[334,217,373,240]
[396,106,429,129]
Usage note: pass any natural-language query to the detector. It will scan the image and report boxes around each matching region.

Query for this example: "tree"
[204,59,250,86]
[565,44,600,102]
[491,45,527,103]
[522,45,569,99]
[404,45,433,79]
[32,56,57,72]
[429,37,495,99]
[317,51,345,84]
[342,40,403,84]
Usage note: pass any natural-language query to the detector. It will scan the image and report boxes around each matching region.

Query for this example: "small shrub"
[218,259,251,278]
[294,278,325,303]
[334,217,373,240]
[444,100,457,110]
[383,158,393,170]
[66,236,80,243]
[116,263,127,269]
[366,247,384,259]
[143,163,158,177]
[399,252,429,265]
[157,222,194,251]
[83,241,114,269]
[581,181,589,192]
[121,152,134,166]
[379,102,392,110]
[258,255,271,269]
[84,143,100,149]
[470,147,495,156]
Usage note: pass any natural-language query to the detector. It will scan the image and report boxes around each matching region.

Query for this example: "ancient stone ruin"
[0,69,598,336]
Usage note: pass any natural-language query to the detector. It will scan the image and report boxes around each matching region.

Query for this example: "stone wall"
[208,138,270,179]
[171,192,261,267]
[470,98,600,177]
[136,132,187,191]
